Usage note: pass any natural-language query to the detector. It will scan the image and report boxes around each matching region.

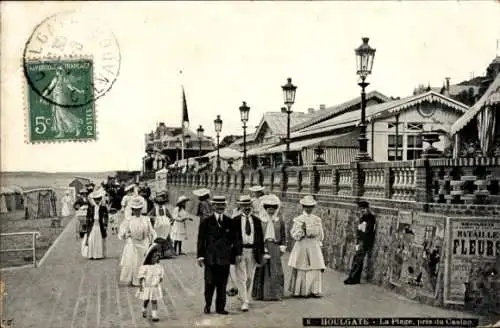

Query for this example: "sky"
[1,1,500,172]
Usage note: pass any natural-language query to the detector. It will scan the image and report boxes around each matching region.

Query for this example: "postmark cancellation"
[24,57,97,143]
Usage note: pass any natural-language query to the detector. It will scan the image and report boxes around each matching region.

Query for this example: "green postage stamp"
[25,58,96,142]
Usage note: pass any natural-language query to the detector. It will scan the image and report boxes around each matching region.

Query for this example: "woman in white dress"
[61,191,72,219]
[118,195,157,286]
[288,195,326,298]
[170,195,192,255]
[82,189,109,260]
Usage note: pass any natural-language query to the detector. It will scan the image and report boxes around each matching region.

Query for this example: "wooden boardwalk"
[1,209,473,328]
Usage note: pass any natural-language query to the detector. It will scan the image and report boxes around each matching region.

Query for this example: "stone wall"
[165,185,500,316]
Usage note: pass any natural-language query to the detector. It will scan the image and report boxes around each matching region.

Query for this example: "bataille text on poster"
[302,317,479,327]
[443,217,500,305]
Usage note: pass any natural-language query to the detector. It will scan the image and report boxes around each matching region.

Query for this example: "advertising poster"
[443,217,500,305]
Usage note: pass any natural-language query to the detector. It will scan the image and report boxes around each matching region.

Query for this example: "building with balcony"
[142,122,215,175]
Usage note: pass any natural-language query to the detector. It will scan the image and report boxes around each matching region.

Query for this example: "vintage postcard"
[1,2,500,328]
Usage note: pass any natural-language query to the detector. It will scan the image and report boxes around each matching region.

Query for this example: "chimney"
[319,104,326,110]
[445,77,450,93]
[281,107,287,113]
[308,108,315,114]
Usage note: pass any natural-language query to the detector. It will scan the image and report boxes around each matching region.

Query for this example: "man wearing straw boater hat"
[197,195,242,315]
[193,188,212,221]
[231,195,265,312]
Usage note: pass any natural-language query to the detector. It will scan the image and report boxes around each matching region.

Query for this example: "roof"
[70,177,91,186]
[232,112,309,145]
[254,111,310,138]
[261,131,359,155]
[431,85,480,96]
[294,91,469,139]
[291,90,391,132]
[451,74,500,135]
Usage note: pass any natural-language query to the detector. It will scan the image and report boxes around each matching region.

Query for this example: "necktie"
[245,216,251,235]
[217,215,222,226]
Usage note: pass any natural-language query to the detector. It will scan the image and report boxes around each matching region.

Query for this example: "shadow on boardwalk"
[1,209,475,328]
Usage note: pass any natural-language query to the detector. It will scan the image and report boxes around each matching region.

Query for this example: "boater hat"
[79,188,88,194]
[300,195,317,207]
[249,185,265,192]
[262,194,281,207]
[236,195,252,206]
[193,188,210,197]
[89,188,105,199]
[129,196,145,209]
[176,195,190,206]
[210,195,227,205]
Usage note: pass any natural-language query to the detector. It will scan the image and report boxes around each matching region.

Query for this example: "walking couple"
[196,193,287,315]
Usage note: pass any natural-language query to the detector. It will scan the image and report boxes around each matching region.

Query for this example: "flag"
[182,86,189,129]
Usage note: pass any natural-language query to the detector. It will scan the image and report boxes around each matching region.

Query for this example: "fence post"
[32,232,37,268]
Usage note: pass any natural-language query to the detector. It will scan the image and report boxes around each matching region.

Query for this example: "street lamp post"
[354,37,376,161]
[239,101,250,168]
[281,78,297,166]
[214,115,223,170]
[175,137,181,169]
[197,125,204,157]
[184,134,191,171]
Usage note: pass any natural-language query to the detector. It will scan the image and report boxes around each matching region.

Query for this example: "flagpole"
[180,70,185,162]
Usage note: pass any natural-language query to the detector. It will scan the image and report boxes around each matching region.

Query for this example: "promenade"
[1,209,475,328]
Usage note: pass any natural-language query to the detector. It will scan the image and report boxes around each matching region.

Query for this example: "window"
[407,134,423,160]
[388,134,403,161]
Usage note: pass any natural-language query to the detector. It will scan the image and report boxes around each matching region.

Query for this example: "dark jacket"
[86,205,109,239]
[357,212,376,251]
[197,200,212,220]
[232,214,265,265]
[197,213,242,266]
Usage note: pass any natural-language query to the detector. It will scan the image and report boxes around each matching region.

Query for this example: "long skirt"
[119,239,147,286]
[288,268,322,296]
[85,222,104,259]
[252,241,284,300]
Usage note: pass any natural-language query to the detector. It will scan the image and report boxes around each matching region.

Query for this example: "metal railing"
[0,231,40,268]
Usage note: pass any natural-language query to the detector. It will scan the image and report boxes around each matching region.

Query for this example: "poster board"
[389,211,445,299]
[443,216,500,305]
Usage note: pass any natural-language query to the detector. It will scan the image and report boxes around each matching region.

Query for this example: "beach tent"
[22,187,57,220]
[0,186,13,214]
[8,185,25,210]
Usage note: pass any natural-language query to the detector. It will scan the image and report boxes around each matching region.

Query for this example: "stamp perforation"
[22,53,99,144]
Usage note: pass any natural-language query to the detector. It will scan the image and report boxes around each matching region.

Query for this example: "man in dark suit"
[86,188,109,258]
[344,201,376,285]
[197,196,242,315]
[232,195,264,312]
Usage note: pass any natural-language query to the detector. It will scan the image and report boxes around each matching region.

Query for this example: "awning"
[247,143,278,156]
[451,74,500,135]
[261,132,358,154]
[202,147,242,159]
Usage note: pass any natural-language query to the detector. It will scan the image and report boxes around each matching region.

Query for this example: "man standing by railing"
[344,201,376,285]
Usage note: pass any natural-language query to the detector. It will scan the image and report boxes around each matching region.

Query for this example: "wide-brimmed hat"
[300,195,317,207]
[143,242,163,265]
[193,188,210,197]
[249,185,265,192]
[210,195,227,205]
[89,188,105,199]
[237,195,252,206]
[176,195,190,206]
[125,184,135,192]
[129,196,145,209]
[262,194,281,207]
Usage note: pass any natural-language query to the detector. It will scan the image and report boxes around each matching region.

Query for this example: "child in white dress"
[136,241,165,322]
